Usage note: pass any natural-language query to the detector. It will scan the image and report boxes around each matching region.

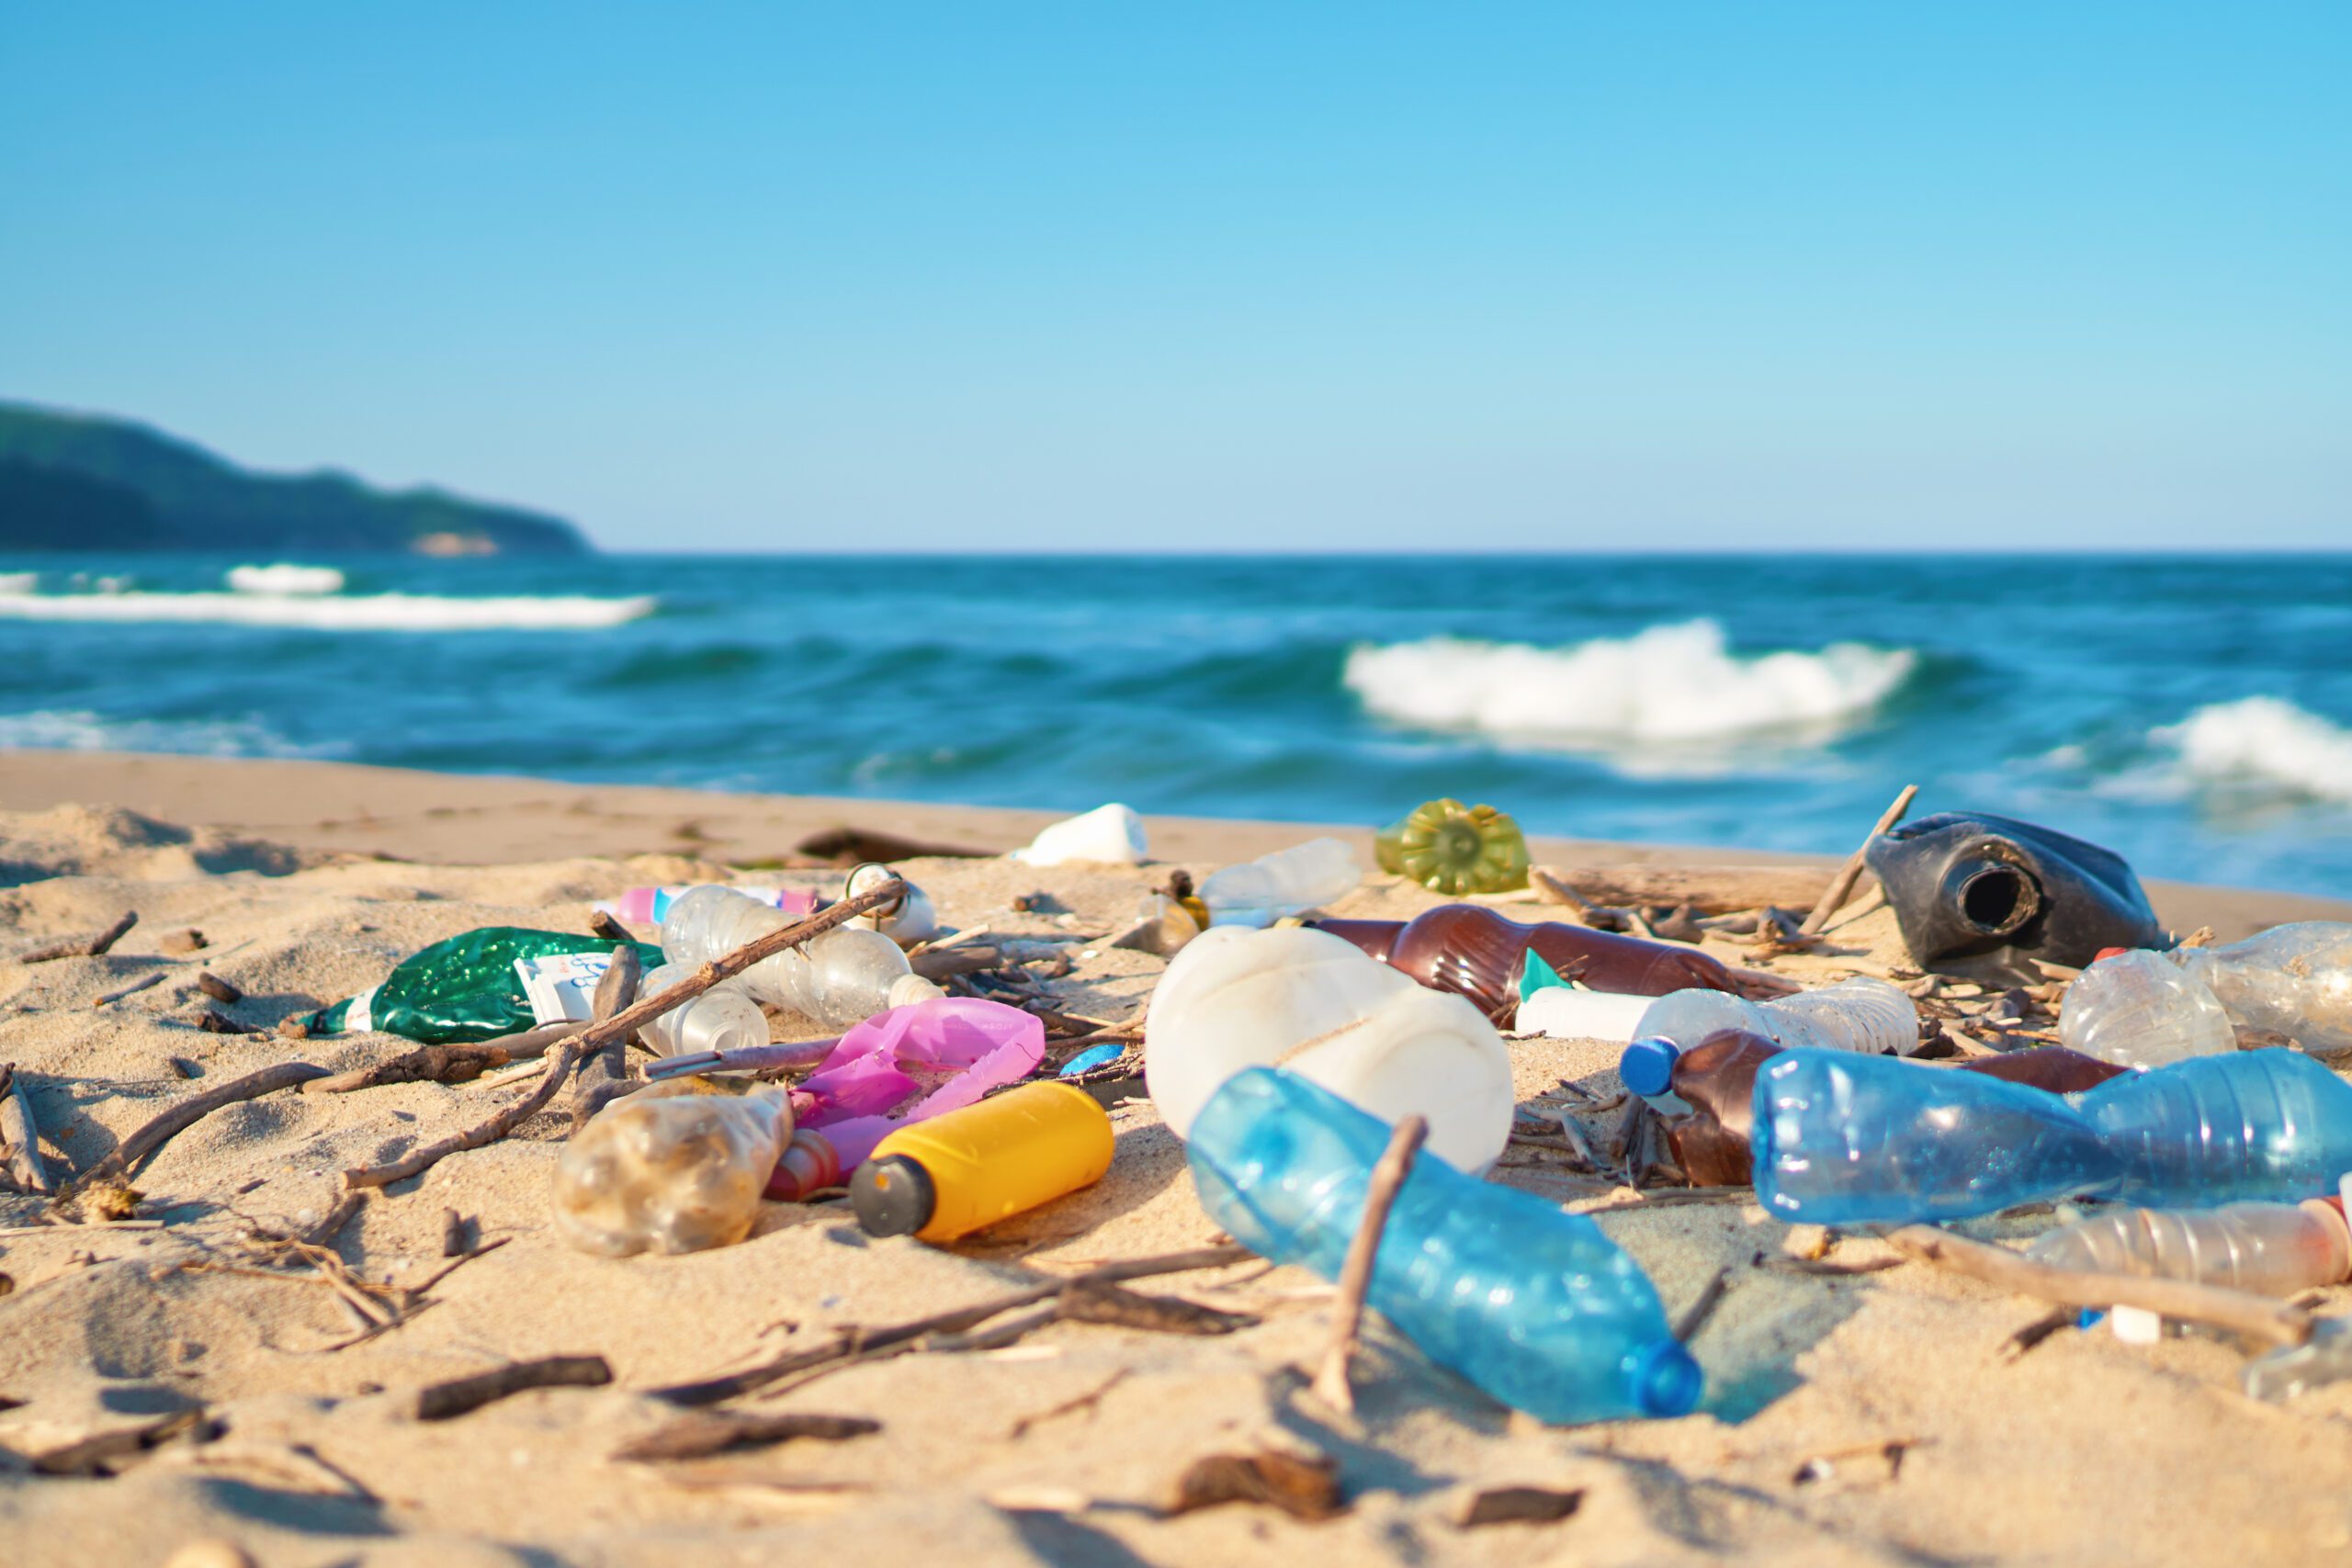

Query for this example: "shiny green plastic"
[1375,797,1531,895]
[312,927,665,1043]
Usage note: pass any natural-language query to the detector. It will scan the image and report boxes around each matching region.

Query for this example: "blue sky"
[4,4,2346,552]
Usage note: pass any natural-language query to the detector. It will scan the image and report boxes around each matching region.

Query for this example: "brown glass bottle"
[1658,1031,2131,1187]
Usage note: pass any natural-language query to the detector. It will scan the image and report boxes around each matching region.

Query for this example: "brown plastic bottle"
[1308,906,1738,1021]
[1659,1032,2130,1187]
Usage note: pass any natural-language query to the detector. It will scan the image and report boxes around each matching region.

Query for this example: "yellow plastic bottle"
[850,1081,1115,1243]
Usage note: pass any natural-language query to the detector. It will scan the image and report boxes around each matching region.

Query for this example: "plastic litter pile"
[21,787,2352,1482]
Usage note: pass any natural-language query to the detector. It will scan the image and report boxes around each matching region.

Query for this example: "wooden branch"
[587,909,635,944]
[570,944,643,1132]
[1883,1224,2312,1349]
[16,909,139,964]
[650,1241,1252,1406]
[0,1066,52,1195]
[345,880,902,1191]
[84,1061,328,1183]
[1536,865,1836,918]
[301,1043,514,1095]
[1801,784,1917,935]
[93,972,164,1008]
[615,1410,880,1462]
[196,973,243,1005]
[414,1354,612,1420]
[1311,1113,1428,1415]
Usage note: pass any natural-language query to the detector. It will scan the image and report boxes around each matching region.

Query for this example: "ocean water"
[1,553,2348,897]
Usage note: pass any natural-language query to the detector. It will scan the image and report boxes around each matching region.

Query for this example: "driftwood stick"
[1312,1114,1428,1415]
[85,1061,329,1182]
[1527,864,1836,919]
[93,972,165,1008]
[587,909,635,944]
[1883,1224,2312,1349]
[345,880,903,1191]
[570,945,643,1131]
[0,1065,53,1195]
[414,1354,613,1421]
[301,1043,515,1095]
[196,973,243,1005]
[16,909,140,965]
[1801,784,1917,935]
[650,1241,1252,1406]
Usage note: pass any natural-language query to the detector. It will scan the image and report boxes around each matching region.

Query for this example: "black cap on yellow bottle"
[851,1155,938,1237]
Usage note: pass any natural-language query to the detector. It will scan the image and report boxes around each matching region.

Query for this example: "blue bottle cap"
[1620,1038,1680,1099]
[1629,1339,1704,1418]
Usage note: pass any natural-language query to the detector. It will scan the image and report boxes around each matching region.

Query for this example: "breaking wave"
[1343,620,1917,746]
[0,707,322,759]
[2154,697,2352,805]
[227,562,346,595]
[0,586,654,631]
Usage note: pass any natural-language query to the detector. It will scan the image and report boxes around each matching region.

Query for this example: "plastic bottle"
[1144,924,1514,1173]
[1620,977,1917,1113]
[851,1081,1115,1243]
[551,1089,790,1257]
[1753,1047,2352,1225]
[1197,838,1364,927]
[2166,922,2352,1056]
[2027,1198,2351,1296]
[1186,1066,1702,1425]
[2058,949,2234,1068]
[1863,810,2163,969]
[661,886,911,1027]
[633,963,770,1059]
[1647,1031,2128,1187]
[1308,905,1740,1022]
[1515,987,1657,1043]
[843,862,940,947]
[1374,798,1530,895]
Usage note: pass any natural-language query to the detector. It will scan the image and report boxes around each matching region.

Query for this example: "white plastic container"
[1144,924,1512,1173]
[1011,803,1148,866]
[1197,837,1364,927]
[634,962,770,1058]
[2060,949,2234,1069]
[1515,987,1655,1043]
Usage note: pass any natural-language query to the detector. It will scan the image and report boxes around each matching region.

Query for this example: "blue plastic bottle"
[1186,1066,1702,1424]
[1753,1047,2352,1225]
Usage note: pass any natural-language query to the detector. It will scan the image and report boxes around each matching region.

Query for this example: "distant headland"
[0,401,590,556]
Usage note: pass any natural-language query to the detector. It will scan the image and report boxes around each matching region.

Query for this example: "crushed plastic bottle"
[2166,922,2352,1056]
[552,1089,790,1256]
[661,886,910,1027]
[2058,949,2234,1069]
[1197,837,1363,927]
[1374,798,1530,895]
[633,962,770,1058]
[1621,977,1917,1113]
[1187,1066,1702,1425]
[1010,803,1148,866]
[1309,905,1739,1022]
[2028,1198,2352,1296]
[1754,1047,2352,1225]
[1145,924,1514,1173]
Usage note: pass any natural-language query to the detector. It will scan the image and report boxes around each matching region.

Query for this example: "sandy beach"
[4,752,2351,1566]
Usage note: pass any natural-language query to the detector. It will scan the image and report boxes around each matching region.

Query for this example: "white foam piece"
[227,562,346,595]
[1010,803,1148,866]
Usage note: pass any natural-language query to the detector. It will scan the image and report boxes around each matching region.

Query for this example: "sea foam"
[227,562,346,595]
[2154,697,2352,805]
[0,587,654,631]
[1343,620,1916,745]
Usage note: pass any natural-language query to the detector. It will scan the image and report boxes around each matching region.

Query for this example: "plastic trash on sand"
[1010,803,1148,866]
[2029,1197,2352,1297]
[661,886,910,1027]
[1187,1066,1701,1425]
[1865,810,2163,970]
[1374,797,1530,895]
[634,962,769,1058]
[1197,837,1363,927]
[553,1089,791,1257]
[2165,921,2352,1056]
[594,885,820,929]
[851,1081,1114,1243]
[1619,977,1917,1112]
[843,861,941,947]
[2059,949,2234,1069]
[1753,1046,2352,1225]
[1145,924,1512,1173]
[308,927,663,1043]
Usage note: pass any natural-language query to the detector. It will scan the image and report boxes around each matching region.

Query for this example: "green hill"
[0,402,591,555]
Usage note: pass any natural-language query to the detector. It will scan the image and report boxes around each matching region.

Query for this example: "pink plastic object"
[787,998,1046,1173]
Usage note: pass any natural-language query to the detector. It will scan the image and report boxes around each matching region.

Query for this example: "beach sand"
[3,753,2349,1566]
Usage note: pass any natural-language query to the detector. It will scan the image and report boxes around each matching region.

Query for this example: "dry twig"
[414,1355,612,1420]
[1801,784,1917,936]
[16,910,139,965]
[1311,1113,1428,1415]
[0,1066,52,1195]
[84,1061,328,1183]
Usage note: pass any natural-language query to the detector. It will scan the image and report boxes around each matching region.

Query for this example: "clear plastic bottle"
[2027,1199,2351,1296]
[1753,1047,2352,1225]
[2167,922,2352,1055]
[1187,1066,1702,1425]
[662,887,910,1027]
[1198,838,1364,927]
[551,1089,790,1256]
[634,963,770,1058]
[1622,977,1917,1113]
[2058,949,2233,1068]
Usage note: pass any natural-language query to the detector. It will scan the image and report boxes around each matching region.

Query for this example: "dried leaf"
[1167,1450,1344,1521]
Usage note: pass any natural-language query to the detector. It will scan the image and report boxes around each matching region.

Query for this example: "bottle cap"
[850,1154,937,1237]
[2093,947,2132,964]
[1628,1339,1704,1418]
[1620,1039,1681,1098]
